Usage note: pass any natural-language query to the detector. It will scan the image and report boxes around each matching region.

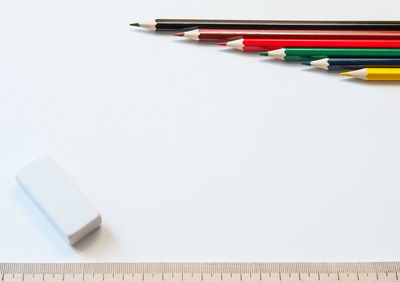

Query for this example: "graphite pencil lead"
[130,23,140,27]
[173,32,184,37]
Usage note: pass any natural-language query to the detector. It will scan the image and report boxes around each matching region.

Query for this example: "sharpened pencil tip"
[302,62,311,66]
[218,42,227,46]
[173,32,184,37]
[341,72,350,76]
[259,52,268,56]
[130,23,140,27]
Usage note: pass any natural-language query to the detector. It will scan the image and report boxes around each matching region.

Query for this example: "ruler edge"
[1,263,400,274]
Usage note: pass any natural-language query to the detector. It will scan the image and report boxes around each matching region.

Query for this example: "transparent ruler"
[1,263,400,282]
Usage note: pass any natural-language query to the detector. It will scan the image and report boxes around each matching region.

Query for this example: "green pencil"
[260,48,400,60]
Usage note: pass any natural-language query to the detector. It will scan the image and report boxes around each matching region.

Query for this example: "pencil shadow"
[341,79,400,86]
[259,58,301,66]
[130,28,174,37]
[218,48,261,58]
[302,67,343,74]
[172,39,217,46]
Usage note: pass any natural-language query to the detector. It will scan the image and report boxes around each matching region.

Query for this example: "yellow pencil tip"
[341,72,350,76]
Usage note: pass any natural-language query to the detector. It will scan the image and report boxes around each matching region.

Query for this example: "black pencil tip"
[130,23,140,27]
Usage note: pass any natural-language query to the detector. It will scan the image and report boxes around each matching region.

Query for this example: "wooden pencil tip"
[130,23,140,27]
[173,32,184,37]
[341,72,350,76]
[218,42,227,46]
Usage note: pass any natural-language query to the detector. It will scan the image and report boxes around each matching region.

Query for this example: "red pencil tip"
[173,32,184,37]
[218,42,227,46]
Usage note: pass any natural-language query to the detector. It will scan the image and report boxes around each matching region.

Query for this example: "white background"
[1,0,400,262]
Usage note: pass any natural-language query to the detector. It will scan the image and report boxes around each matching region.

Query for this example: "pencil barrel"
[153,19,400,31]
[195,29,400,41]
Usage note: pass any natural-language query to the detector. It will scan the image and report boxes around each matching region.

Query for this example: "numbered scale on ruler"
[1,263,399,282]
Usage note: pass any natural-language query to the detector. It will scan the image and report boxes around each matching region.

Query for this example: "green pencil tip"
[259,52,268,56]
[341,72,350,76]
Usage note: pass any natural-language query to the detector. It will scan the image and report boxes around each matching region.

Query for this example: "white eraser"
[15,155,102,245]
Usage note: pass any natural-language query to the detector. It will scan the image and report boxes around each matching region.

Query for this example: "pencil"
[130,19,400,32]
[174,29,400,42]
[341,68,400,80]
[219,38,400,52]
[261,48,400,60]
[303,58,400,70]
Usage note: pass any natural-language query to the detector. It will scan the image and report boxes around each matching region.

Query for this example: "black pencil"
[130,19,400,32]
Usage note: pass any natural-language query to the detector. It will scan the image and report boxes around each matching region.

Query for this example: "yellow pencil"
[341,68,400,80]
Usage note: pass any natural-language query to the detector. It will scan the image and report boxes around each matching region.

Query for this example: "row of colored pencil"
[131,19,400,81]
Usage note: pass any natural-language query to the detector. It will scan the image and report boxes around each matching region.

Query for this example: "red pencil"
[219,38,400,51]
[175,29,400,42]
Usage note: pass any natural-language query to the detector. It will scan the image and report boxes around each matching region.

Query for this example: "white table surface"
[1,0,400,262]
